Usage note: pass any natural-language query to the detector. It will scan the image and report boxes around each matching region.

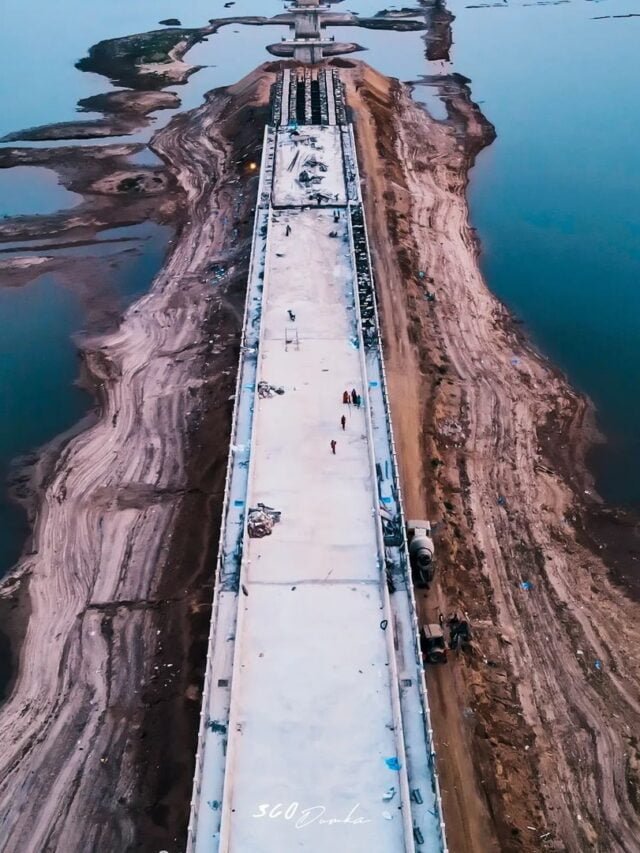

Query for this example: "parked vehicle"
[406,519,435,588]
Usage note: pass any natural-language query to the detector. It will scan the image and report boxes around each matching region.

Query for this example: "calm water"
[0,223,171,573]
[0,167,81,217]
[445,0,640,504]
[0,0,287,139]
[0,277,88,572]
[0,0,638,581]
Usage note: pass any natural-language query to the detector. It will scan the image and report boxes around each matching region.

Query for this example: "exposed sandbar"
[0,144,174,246]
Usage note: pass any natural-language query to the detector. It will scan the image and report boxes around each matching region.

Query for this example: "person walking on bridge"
[340,414,346,431]
[330,439,337,455]
[342,390,350,405]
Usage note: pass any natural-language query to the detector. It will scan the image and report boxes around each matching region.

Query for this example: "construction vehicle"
[420,623,447,664]
[448,613,472,652]
[420,614,473,665]
[406,519,435,588]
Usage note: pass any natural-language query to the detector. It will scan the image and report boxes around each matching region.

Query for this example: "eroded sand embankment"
[0,70,270,851]
[346,63,640,852]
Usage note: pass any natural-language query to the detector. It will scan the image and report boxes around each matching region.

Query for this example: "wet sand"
[0,92,179,143]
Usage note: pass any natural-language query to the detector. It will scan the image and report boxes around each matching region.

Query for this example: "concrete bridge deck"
[223,202,406,851]
[188,69,447,853]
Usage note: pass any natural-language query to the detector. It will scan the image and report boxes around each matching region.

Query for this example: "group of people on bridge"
[343,388,361,408]
[331,388,361,454]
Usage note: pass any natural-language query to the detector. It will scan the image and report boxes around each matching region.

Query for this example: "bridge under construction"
[187,66,448,853]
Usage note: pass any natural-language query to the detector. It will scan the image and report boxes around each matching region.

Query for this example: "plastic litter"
[382,786,396,802]
[384,756,401,771]
[520,581,533,591]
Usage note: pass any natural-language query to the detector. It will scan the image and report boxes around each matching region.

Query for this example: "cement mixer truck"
[406,519,435,588]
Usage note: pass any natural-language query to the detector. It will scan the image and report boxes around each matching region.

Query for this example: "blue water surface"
[447,0,640,503]
[0,223,170,573]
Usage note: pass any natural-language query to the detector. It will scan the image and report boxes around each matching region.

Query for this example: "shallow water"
[0,2,432,578]
[0,167,82,217]
[0,276,87,572]
[0,0,286,139]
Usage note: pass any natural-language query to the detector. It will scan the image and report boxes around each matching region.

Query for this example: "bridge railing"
[216,192,279,847]
[345,123,449,851]
[187,125,274,850]
[344,205,418,853]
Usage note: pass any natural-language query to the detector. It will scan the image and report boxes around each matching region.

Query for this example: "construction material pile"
[247,503,282,538]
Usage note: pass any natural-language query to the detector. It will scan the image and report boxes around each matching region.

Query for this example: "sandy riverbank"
[345,62,640,851]
[0,70,270,851]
